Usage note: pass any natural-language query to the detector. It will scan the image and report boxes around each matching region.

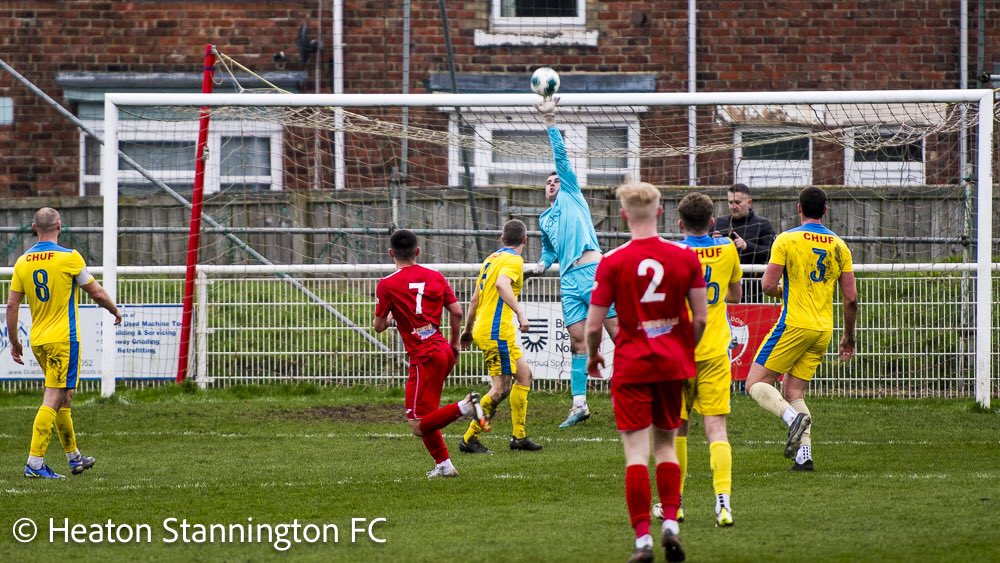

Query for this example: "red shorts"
[405,341,456,420]
[610,378,685,432]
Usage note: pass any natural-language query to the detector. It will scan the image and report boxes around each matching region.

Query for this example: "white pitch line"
[0,469,566,497]
[51,430,991,447]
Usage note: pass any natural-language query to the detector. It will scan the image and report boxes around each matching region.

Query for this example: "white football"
[530,67,560,97]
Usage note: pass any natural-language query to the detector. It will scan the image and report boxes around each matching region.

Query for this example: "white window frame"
[446,108,640,188]
[80,119,283,196]
[734,126,813,188]
[844,127,925,187]
[491,0,586,29]
[476,0,597,47]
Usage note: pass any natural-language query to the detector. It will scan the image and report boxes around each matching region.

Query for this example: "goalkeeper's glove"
[524,261,548,279]
[535,97,559,128]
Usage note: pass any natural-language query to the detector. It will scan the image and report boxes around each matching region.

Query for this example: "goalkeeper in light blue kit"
[530,97,619,428]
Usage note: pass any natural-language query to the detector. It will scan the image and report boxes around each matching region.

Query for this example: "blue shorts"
[561,262,617,327]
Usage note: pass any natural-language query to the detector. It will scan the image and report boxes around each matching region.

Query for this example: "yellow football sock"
[748,382,791,419]
[29,405,58,458]
[55,407,78,454]
[463,393,495,442]
[676,436,688,495]
[709,440,733,496]
[789,399,811,447]
[509,384,530,439]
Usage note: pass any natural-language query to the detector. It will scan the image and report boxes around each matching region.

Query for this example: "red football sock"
[625,464,652,538]
[656,462,681,521]
[418,403,462,435]
[420,430,449,464]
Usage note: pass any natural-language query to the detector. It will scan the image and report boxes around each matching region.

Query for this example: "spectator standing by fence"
[714,184,776,303]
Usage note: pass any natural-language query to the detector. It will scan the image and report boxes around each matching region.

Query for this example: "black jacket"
[714,210,776,266]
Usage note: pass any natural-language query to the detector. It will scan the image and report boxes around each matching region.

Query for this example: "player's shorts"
[610,378,684,432]
[753,324,833,382]
[561,262,617,327]
[475,336,522,377]
[681,353,733,419]
[31,341,80,389]
[405,340,456,420]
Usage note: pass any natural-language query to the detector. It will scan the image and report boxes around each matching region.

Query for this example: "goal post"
[99,89,994,405]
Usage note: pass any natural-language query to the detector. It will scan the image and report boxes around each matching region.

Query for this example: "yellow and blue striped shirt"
[471,247,524,342]
[770,223,853,331]
[683,235,743,360]
[10,242,93,346]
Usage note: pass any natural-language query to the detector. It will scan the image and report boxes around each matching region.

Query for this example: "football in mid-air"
[530,67,560,97]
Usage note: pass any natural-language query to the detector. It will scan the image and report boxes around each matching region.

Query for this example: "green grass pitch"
[0,384,997,562]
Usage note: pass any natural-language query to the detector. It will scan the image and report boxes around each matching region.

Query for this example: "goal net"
[91,85,996,404]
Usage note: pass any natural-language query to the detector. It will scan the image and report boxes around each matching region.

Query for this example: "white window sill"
[474,28,599,47]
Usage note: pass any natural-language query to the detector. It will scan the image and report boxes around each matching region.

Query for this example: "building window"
[448,110,638,189]
[734,128,812,188]
[475,0,597,47]
[80,120,283,196]
[845,129,924,187]
[0,97,13,125]
[492,0,585,27]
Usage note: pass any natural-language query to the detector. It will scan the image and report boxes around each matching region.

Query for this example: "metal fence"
[1,265,997,399]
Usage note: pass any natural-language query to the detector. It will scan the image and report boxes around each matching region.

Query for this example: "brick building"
[1,1,997,199]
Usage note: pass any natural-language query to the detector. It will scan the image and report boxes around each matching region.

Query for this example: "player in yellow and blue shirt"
[532,96,618,428]
[746,188,858,471]
[674,192,742,527]
[6,208,122,479]
[459,220,543,454]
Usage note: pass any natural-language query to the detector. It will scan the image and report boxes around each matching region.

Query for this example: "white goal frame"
[101,90,994,406]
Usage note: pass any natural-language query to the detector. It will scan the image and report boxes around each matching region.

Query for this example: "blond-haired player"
[587,181,707,563]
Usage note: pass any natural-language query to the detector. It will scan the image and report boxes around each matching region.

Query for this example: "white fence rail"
[1,265,997,400]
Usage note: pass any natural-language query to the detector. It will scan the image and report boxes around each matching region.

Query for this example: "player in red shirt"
[586,182,708,563]
[373,229,488,478]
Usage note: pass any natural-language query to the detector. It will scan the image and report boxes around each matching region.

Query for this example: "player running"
[746,187,859,471]
[373,229,489,478]
[586,182,707,563]
[531,96,619,428]
[459,220,543,454]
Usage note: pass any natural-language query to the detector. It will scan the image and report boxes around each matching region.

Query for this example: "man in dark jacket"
[714,184,776,303]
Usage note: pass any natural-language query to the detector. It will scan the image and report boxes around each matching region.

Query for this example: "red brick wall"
[0,0,997,196]
[0,1,317,198]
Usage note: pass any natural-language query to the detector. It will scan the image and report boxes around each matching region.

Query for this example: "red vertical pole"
[176,44,216,383]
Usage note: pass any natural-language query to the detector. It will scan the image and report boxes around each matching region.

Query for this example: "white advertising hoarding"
[519,301,614,380]
[0,305,182,380]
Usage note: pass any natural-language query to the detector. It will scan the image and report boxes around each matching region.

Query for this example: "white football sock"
[780,406,800,426]
[572,395,587,408]
[27,456,44,470]
[66,449,82,462]
[635,534,653,549]
[438,458,455,471]
[795,445,812,464]
[458,398,473,416]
